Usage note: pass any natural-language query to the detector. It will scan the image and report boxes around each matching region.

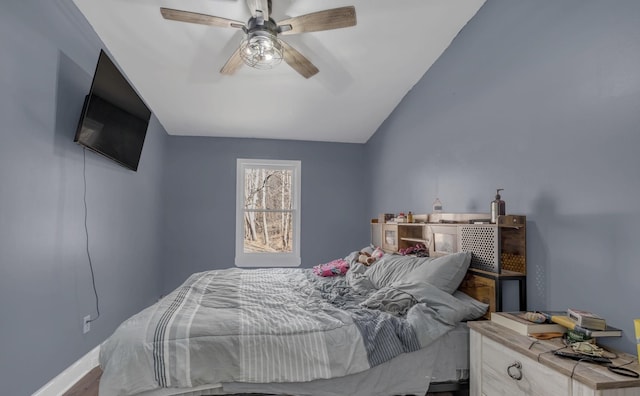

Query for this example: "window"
[235,159,301,267]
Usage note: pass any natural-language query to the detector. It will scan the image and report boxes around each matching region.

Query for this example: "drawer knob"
[507,361,523,380]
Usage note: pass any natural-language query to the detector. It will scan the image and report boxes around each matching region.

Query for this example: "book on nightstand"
[541,312,622,338]
[634,319,640,358]
[490,312,566,336]
[567,308,607,330]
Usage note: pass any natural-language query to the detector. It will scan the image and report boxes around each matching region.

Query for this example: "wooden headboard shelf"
[370,212,527,317]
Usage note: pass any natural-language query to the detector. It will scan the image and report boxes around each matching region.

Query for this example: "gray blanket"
[99,268,467,396]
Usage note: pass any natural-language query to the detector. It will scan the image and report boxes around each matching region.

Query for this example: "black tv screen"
[75,50,151,171]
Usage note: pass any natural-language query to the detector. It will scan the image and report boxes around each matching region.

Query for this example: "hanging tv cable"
[83,148,100,324]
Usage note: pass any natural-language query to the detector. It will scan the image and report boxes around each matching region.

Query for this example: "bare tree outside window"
[242,167,294,253]
[236,159,300,268]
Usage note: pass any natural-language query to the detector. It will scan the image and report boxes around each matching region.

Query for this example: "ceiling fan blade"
[246,0,270,19]
[278,6,356,35]
[281,41,319,79]
[220,47,244,75]
[160,8,245,29]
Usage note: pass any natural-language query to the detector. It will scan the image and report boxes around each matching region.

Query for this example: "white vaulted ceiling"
[71,0,485,143]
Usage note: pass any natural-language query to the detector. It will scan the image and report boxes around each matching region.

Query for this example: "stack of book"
[543,309,622,339]
[567,308,606,330]
[490,312,566,336]
[490,309,622,339]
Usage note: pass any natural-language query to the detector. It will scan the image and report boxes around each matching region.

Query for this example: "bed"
[98,249,489,396]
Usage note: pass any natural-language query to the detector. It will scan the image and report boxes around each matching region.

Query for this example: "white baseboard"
[32,345,100,396]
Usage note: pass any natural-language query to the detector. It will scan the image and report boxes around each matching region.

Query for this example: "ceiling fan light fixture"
[240,31,283,69]
[161,2,357,78]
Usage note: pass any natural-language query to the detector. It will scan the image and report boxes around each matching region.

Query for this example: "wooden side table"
[469,320,640,395]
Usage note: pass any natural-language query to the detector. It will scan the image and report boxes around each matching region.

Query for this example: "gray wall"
[366,0,640,354]
[0,1,368,391]
[0,1,168,394]
[161,136,368,294]
[4,0,640,393]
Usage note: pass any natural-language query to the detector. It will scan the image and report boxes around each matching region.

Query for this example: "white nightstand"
[469,321,640,396]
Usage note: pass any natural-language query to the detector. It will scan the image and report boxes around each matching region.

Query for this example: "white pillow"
[404,252,472,294]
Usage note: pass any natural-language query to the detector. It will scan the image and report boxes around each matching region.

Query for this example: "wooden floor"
[62,367,454,396]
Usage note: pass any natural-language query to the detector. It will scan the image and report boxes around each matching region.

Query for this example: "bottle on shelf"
[432,198,443,213]
[407,211,414,223]
[491,189,506,223]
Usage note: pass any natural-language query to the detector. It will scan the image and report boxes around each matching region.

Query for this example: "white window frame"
[235,158,301,267]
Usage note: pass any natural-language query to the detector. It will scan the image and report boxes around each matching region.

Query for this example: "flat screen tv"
[74,50,151,171]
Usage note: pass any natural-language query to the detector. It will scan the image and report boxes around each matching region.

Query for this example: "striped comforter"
[98,268,464,396]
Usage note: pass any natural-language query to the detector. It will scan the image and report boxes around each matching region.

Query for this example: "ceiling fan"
[160,0,357,79]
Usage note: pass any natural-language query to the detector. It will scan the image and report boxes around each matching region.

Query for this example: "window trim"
[235,158,301,267]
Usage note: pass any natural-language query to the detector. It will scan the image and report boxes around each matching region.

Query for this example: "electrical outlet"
[83,315,91,334]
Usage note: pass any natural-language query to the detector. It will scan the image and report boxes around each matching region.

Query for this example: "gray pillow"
[404,252,472,294]
[365,255,431,289]
[359,245,375,255]
[453,290,489,320]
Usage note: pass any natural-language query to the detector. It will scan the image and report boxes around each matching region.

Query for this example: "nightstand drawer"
[481,336,570,396]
